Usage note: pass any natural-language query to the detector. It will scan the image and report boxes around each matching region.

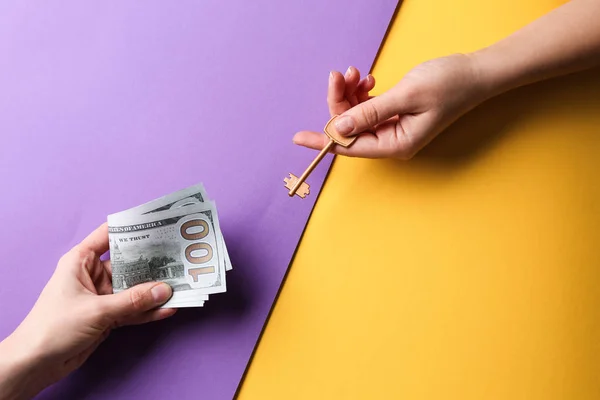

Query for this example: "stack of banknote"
[107,184,231,308]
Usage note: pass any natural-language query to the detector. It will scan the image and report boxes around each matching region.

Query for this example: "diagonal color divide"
[0,1,398,399]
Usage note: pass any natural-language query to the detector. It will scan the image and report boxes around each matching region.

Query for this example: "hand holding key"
[286,115,358,197]
[285,66,376,197]
[293,54,488,159]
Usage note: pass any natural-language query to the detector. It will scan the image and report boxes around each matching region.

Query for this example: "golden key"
[285,115,357,198]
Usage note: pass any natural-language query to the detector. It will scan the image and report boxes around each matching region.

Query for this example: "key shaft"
[288,139,335,197]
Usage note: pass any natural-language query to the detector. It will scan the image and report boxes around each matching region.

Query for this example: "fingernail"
[329,71,334,82]
[334,116,355,135]
[151,283,172,303]
[345,66,352,77]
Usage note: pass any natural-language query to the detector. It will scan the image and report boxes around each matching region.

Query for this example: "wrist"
[0,332,53,400]
[468,38,557,101]
[467,46,517,101]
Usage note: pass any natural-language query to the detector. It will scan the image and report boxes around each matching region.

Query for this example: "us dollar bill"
[113,183,232,271]
[108,201,227,308]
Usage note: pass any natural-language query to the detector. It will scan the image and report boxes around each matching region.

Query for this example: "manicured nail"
[151,283,172,303]
[334,116,355,135]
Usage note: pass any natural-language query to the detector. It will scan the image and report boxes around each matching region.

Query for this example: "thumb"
[103,282,173,319]
[334,90,404,136]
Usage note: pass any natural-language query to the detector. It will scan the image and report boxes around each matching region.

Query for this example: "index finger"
[293,120,401,159]
[79,222,110,255]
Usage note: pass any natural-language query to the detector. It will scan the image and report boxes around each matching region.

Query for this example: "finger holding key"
[285,67,373,199]
[284,115,357,198]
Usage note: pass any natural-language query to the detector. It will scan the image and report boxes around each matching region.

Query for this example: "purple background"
[0,1,397,398]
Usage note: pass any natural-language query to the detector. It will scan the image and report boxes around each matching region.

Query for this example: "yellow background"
[240,0,600,398]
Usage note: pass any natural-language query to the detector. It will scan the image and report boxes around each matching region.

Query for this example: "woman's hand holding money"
[0,224,175,400]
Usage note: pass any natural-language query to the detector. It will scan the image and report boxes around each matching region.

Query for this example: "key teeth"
[283,173,310,198]
[298,187,310,198]
[283,173,296,190]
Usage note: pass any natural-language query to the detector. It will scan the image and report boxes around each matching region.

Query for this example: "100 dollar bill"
[112,183,232,272]
[108,202,227,308]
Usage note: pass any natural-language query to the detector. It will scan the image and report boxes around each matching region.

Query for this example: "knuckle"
[326,92,336,104]
[72,245,94,263]
[72,245,86,258]
[81,254,95,271]
[128,288,150,311]
[57,247,85,271]
[359,102,380,127]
